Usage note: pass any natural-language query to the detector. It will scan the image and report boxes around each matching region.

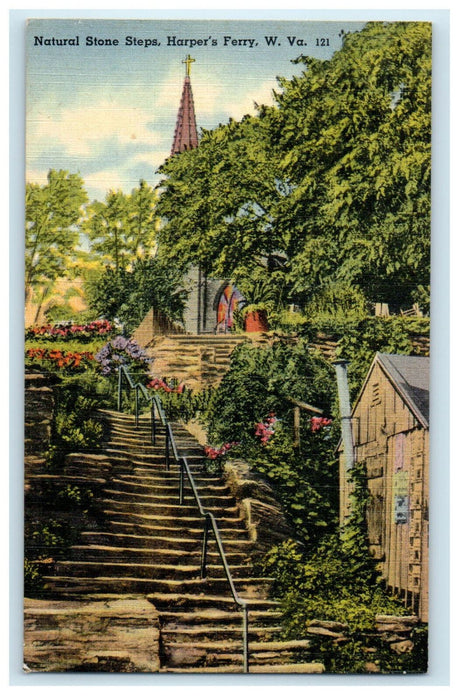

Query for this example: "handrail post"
[242,605,249,673]
[117,367,123,412]
[135,386,139,428]
[179,459,184,505]
[165,425,170,472]
[200,515,210,579]
[151,403,156,445]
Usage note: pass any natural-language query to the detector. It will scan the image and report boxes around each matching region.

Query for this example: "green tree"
[25,169,88,314]
[86,257,186,334]
[156,115,288,286]
[271,22,431,309]
[155,22,431,314]
[83,180,157,275]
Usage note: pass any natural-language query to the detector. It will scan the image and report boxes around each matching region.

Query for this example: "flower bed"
[26,319,114,342]
[26,347,95,372]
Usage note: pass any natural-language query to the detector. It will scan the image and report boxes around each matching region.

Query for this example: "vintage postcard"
[24,18,431,674]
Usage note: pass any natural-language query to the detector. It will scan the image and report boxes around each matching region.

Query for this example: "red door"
[216,285,243,333]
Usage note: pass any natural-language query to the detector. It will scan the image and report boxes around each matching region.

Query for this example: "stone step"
[162,638,310,653]
[103,481,237,512]
[69,544,252,566]
[158,607,282,621]
[109,477,231,496]
[43,575,273,597]
[99,498,239,520]
[160,662,324,674]
[53,560,256,580]
[101,510,246,530]
[100,500,239,520]
[127,466,217,481]
[162,646,312,669]
[105,455,205,471]
[108,440,204,456]
[148,592,278,612]
[79,531,253,553]
[160,625,283,643]
[105,448,203,463]
[103,519,248,541]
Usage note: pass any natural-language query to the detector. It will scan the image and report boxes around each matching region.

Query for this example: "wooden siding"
[339,360,429,622]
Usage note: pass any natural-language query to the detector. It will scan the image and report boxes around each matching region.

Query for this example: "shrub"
[95,335,152,379]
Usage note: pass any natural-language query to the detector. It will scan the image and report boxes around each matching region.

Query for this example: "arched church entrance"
[215,284,243,333]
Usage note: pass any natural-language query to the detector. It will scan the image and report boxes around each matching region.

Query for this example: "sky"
[26,18,366,202]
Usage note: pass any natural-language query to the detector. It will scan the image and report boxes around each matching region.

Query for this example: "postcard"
[24,17,431,674]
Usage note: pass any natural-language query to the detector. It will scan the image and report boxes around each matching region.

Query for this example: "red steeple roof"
[171,74,199,156]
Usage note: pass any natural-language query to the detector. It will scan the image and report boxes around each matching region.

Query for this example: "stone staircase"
[145,334,259,391]
[34,409,323,673]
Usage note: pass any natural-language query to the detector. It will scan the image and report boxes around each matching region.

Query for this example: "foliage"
[204,340,338,546]
[25,169,88,310]
[85,257,186,335]
[156,115,284,281]
[272,22,431,310]
[49,377,110,467]
[55,412,103,451]
[83,180,157,274]
[260,461,428,673]
[302,281,370,323]
[24,559,43,598]
[245,424,338,546]
[155,22,431,314]
[206,339,334,445]
[334,316,429,399]
[154,386,214,424]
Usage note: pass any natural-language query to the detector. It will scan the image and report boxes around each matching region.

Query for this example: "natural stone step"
[43,575,273,597]
[160,625,283,643]
[101,510,246,529]
[160,662,324,674]
[53,559,256,581]
[101,487,235,510]
[69,544,251,566]
[108,477,231,497]
[126,467,220,481]
[99,494,238,518]
[104,519,249,541]
[158,607,282,621]
[162,638,311,654]
[164,648,312,669]
[79,531,253,553]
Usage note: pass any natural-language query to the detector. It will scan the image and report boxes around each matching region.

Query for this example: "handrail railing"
[117,365,250,672]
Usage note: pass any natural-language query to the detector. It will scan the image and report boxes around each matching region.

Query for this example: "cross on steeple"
[182,54,195,77]
[171,56,199,155]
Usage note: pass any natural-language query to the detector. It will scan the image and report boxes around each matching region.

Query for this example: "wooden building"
[339,353,429,622]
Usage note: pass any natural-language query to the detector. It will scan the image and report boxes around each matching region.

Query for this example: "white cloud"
[218,79,278,121]
[28,100,161,158]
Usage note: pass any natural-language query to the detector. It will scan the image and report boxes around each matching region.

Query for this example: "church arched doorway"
[215,284,243,333]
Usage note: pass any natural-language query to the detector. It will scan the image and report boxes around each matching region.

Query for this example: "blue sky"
[26,18,365,201]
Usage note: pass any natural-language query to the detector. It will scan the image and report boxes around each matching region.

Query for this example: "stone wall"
[24,372,59,485]
[24,597,161,672]
[223,459,293,553]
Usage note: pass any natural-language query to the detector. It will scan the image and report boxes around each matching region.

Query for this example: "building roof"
[376,353,430,429]
[171,76,199,156]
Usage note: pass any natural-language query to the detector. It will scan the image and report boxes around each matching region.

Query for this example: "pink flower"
[310,416,332,432]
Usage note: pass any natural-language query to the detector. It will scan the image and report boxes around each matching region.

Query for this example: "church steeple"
[171,55,199,156]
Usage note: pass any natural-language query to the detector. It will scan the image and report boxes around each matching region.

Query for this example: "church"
[135,55,244,341]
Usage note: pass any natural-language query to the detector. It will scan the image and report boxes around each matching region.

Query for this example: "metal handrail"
[117,366,250,672]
